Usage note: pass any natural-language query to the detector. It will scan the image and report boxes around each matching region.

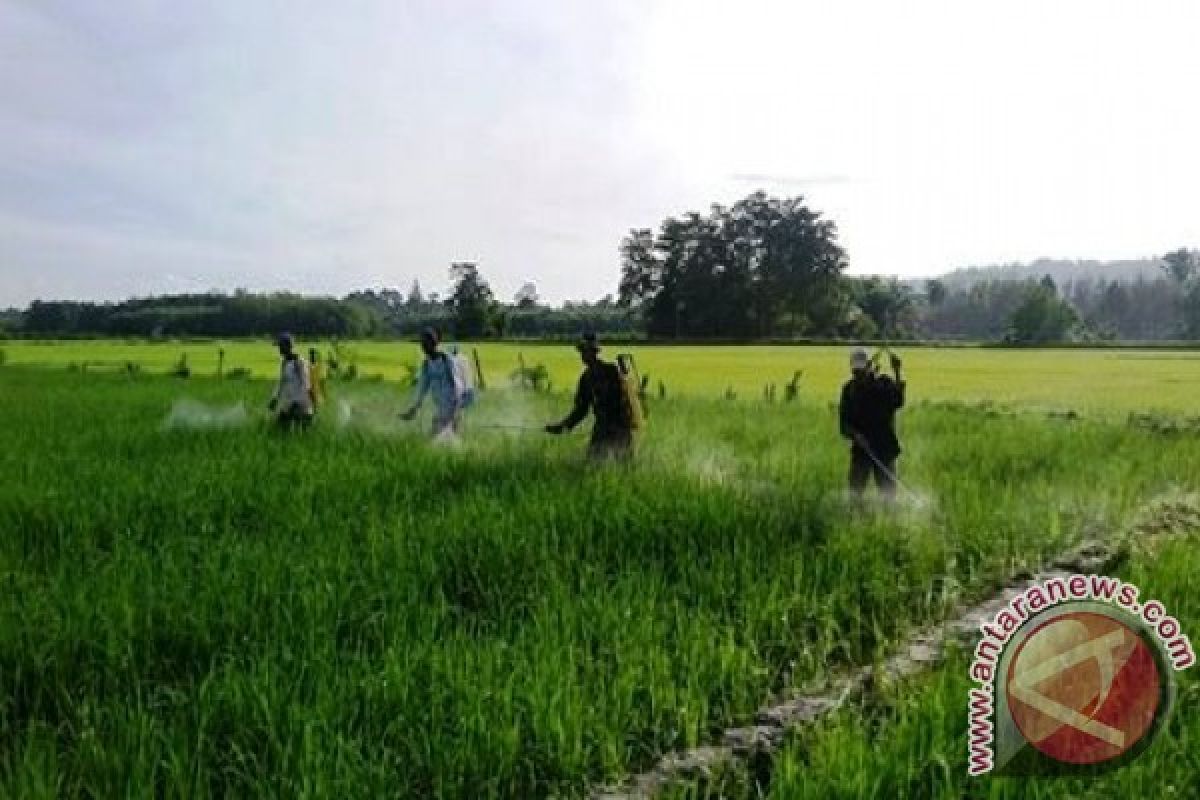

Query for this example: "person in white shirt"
[268,332,314,430]
[399,327,461,435]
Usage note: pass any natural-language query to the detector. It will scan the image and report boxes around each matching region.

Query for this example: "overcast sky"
[2,0,1199,307]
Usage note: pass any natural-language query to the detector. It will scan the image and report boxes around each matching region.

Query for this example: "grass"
[0,361,1197,798]
[712,535,1200,800]
[3,338,1200,414]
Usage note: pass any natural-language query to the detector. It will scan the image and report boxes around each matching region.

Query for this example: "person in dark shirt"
[545,333,634,460]
[839,347,906,497]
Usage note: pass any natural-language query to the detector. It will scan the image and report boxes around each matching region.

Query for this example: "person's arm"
[547,373,591,433]
[268,362,284,410]
[400,362,429,419]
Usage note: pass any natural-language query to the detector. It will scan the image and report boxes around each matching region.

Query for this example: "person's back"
[585,360,630,436]
[420,353,458,414]
[277,355,313,414]
[839,348,906,495]
[839,371,904,460]
[269,333,314,430]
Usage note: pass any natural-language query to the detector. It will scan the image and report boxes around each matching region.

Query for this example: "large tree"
[447,262,496,338]
[618,192,847,338]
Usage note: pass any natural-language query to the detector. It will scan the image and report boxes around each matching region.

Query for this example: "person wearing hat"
[838,346,905,496]
[545,333,634,460]
[399,327,462,436]
[268,332,315,430]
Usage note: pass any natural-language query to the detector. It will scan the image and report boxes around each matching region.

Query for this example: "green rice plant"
[0,367,1196,798]
[751,536,1200,800]
[511,360,551,392]
[784,370,803,402]
[4,340,1199,414]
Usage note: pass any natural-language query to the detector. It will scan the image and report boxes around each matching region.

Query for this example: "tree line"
[911,248,1200,342]
[5,271,639,341]
[615,192,1199,342]
[3,193,1198,343]
[15,292,384,338]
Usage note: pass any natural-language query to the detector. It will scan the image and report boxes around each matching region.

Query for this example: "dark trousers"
[588,429,633,461]
[849,447,896,495]
[277,404,314,431]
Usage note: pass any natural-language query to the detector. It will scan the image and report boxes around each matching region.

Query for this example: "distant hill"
[934,258,1165,289]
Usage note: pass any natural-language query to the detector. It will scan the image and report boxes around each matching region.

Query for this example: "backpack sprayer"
[616,353,646,430]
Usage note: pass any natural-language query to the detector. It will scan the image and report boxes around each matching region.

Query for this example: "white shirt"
[273,356,313,413]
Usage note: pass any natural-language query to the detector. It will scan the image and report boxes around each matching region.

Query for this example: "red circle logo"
[1005,611,1161,765]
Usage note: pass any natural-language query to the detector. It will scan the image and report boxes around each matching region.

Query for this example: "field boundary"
[588,492,1200,799]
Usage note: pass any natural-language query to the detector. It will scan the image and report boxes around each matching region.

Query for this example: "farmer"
[838,347,906,497]
[545,333,634,460]
[399,327,461,436]
[268,332,315,430]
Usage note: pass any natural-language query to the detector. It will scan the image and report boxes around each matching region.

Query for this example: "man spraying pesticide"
[399,327,467,438]
[544,333,640,460]
[838,346,908,499]
[267,333,315,430]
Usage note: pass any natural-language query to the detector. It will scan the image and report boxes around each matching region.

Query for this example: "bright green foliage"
[0,368,1197,797]
[755,538,1200,800]
[3,340,1200,414]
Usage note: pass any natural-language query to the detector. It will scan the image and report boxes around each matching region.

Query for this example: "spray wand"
[849,431,919,502]
[473,423,540,433]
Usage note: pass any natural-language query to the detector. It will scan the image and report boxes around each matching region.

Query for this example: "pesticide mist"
[161,398,249,430]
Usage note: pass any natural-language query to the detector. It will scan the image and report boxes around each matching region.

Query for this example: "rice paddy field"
[0,341,1198,798]
[4,338,1200,414]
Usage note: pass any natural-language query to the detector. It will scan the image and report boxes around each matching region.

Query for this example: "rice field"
[3,338,1200,414]
[674,534,1200,800]
[0,344,1197,798]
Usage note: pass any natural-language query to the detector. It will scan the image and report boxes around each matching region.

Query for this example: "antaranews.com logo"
[967,574,1194,776]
